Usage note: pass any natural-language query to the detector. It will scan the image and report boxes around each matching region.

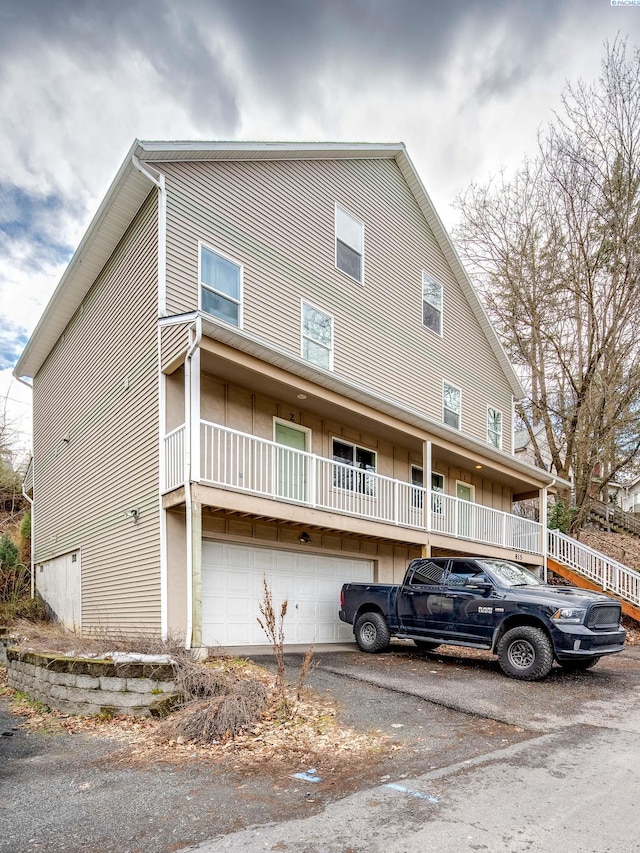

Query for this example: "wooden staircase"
[548,529,640,622]
[588,500,640,538]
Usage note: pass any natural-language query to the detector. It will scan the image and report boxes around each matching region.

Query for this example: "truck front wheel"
[497,626,554,681]
[354,612,390,653]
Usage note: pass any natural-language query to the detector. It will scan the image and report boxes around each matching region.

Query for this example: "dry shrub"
[9,619,188,660]
[171,655,234,699]
[296,644,315,702]
[257,575,288,713]
[160,677,268,743]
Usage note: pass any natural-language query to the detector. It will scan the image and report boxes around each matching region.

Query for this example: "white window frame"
[487,406,503,449]
[300,300,334,370]
[198,240,243,328]
[443,381,462,431]
[332,436,377,494]
[335,203,364,284]
[422,271,443,336]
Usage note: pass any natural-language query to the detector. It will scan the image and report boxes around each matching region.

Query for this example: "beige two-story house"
[15,141,560,650]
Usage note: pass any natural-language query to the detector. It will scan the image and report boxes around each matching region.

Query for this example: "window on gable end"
[422,271,443,335]
[301,301,333,369]
[443,382,461,430]
[487,407,503,449]
[335,204,364,283]
[200,243,242,327]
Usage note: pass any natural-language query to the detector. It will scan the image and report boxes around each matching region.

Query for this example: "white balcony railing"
[164,421,543,555]
[548,528,640,607]
[164,425,186,492]
[432,493,541,555]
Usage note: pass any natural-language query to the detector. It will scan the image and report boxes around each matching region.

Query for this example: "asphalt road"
[2,643,640,853]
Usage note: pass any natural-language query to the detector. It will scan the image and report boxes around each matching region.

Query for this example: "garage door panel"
[202,541,374,647]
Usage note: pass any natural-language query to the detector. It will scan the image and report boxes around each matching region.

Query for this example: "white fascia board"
[394,150,525,401]
[14,139,156,380]
[198,312,564,490]
[135,140,406,162]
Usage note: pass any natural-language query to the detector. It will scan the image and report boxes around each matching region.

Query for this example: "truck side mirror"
[466,579,493,591]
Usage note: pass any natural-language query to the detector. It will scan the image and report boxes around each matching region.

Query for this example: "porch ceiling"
[199,347,547,494]
[199,348,424,451]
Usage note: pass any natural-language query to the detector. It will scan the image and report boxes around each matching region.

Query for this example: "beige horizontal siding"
[160,321,190,372]
[32,193,161,634]
[161,157,513,450]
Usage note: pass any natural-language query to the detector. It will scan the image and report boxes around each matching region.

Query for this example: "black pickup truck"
[339,557,626,680]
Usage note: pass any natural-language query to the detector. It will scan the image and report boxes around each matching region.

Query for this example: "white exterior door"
[201,541,374,647]
[274,420,309,502]
[36,550,81,630]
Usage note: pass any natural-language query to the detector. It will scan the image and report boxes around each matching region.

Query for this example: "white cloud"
[2,0,640,454]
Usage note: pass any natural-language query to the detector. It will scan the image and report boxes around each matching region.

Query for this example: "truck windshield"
[477,560,544,587]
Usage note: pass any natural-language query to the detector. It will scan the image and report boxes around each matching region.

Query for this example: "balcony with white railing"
[163,421,543,555]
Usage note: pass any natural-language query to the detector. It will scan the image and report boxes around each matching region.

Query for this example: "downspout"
[132,153,168,638]
[15,374,35,599]
[184,317,202,649]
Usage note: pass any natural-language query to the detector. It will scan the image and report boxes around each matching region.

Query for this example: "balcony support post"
[424,439,432,542]
[540,485,549,581]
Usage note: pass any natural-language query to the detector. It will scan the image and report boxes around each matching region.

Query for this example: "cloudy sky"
[2,0,640,456]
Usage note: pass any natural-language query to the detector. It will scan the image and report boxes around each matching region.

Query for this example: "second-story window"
[443,382,461,430]
[302,301,333,369]
[200,244,242,326]
[335,204,364,283]
[487,407,503,449]
[422,271,443,335]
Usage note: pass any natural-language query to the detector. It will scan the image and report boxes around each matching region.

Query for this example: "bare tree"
[455,39,640,532]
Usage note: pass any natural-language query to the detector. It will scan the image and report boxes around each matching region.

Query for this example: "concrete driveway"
[2,642,640,853]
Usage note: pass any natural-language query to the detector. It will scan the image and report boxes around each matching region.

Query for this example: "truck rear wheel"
[497,626,553,681]
[354,612,390,653]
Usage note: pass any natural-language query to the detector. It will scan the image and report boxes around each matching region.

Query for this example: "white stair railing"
[548,528,640,608]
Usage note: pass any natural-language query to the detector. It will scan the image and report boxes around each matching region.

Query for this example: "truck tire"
[559,657,600,672]
[497,626,553,681]
[354,612,390,653]
[413,640,441,652]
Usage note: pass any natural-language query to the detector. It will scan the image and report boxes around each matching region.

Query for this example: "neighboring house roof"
[14,140,524,400]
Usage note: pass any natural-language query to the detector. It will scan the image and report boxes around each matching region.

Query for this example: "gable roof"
[14,140,524,398]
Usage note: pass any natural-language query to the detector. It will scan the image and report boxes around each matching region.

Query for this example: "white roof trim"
[14,139,523,402]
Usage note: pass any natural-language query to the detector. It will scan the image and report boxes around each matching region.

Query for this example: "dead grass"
[7,619,189,659]
[1,620,368,761]
[1,658,387,770]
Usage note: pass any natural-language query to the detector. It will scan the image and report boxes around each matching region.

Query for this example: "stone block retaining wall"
[5,647,181,717]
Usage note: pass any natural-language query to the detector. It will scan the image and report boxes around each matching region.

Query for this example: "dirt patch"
[1,659,387,772]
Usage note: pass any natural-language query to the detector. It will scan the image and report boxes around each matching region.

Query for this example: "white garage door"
[201,541,374,647]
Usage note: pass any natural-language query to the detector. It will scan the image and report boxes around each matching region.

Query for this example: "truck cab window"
[409,560,445,585]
